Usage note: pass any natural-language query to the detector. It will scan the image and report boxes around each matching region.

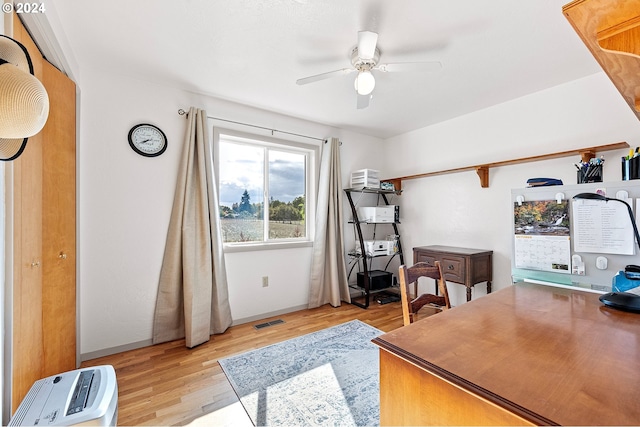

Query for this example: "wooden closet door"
[41,58,77,379]
[10,15,77,411]
[11,15,44,412]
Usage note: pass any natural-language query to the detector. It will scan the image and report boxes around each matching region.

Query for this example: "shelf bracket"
[579,149,596,163]
[475,166,489,188]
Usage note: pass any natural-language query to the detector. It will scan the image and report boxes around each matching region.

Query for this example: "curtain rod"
[178,109,327,143]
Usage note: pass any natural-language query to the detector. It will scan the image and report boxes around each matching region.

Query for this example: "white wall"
[383,72,640,306]
[77,66,640,357]
[78,68,385,357]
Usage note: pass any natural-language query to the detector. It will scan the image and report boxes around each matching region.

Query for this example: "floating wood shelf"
[563,0,640,119]
[384,141,629,189]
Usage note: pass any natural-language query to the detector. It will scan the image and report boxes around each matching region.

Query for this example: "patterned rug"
[218,320,384,426]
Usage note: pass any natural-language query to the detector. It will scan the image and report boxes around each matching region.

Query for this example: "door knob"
[58,252,67,260]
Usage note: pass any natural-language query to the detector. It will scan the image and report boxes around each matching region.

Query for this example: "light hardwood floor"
[80,300,404,426]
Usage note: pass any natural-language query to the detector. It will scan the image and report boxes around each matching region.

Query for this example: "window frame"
[212,127,318,252]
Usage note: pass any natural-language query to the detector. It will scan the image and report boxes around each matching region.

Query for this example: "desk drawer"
[413,251,466,284]
[440,256,465,284]
[415,253,437,266]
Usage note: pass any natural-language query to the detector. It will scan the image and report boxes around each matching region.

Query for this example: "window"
[214,129,317,247]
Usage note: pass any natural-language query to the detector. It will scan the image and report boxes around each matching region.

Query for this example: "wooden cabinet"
[413,245,492,302]
[563,0,640,121]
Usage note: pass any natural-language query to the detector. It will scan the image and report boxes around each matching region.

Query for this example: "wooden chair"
[398,261,451,326]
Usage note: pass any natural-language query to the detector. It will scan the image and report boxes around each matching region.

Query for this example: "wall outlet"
[262,276,269,287]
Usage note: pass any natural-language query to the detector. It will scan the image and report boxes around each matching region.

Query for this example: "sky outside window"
[219,141,305,208]
[268,150,305,204]
[219,141,264,208]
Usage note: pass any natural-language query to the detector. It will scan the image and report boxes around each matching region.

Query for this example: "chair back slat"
[404,263,441,284]
[398,261,451,326]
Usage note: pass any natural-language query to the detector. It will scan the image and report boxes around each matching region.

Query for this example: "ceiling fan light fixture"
[354,70,375,95]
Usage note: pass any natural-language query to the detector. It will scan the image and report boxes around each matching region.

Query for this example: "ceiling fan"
[296,30,442,109]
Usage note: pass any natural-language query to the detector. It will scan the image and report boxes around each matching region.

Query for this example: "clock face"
[128,124,167,157]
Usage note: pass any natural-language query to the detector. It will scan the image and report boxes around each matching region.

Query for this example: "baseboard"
[81,339,153,362]
[80,304,309,362]
[231,304,308,326]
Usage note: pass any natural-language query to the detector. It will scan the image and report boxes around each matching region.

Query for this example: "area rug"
[218,319,384,426]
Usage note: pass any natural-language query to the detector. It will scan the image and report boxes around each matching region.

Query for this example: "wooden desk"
[373,283,640,426]
[413,245,492,301]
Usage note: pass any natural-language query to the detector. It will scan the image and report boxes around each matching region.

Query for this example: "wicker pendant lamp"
[0,34,49,161]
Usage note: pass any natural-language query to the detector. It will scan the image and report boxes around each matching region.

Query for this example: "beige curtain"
[153,107,232,348]
[308,137,350,308]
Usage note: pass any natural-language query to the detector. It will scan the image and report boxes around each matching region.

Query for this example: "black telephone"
[600,265,640,313]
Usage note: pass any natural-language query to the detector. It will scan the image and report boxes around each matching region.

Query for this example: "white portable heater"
[9,365,118,426]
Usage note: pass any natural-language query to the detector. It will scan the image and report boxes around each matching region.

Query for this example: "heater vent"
[254,319,285,330]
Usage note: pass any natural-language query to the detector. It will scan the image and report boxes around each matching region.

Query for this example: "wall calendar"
[513,200,571,274]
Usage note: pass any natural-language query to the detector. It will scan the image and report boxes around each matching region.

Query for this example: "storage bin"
[577,164,602,183]
[622,156,640,181]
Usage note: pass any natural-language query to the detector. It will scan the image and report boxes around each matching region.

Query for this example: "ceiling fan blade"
[376,61,442,73]
[357,31,378,60]
[356,93,371,109]
[296,68,354,85]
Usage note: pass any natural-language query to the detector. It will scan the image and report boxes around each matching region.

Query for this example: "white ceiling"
[50,0,601,139]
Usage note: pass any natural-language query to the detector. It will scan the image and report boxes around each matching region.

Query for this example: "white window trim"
[212,127,319,252]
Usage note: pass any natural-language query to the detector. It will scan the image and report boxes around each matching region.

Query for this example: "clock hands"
[129,124,167,157]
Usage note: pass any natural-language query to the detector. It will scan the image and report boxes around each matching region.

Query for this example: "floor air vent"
[254,319,285,330]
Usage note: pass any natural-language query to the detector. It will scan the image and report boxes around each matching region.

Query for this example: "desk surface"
[373,283,640,426]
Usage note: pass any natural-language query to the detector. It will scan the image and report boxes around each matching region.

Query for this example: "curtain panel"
[153,107,232,348]
[308,137,350,308]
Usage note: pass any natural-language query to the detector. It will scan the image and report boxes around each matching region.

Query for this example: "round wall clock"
[128,123,167,157]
